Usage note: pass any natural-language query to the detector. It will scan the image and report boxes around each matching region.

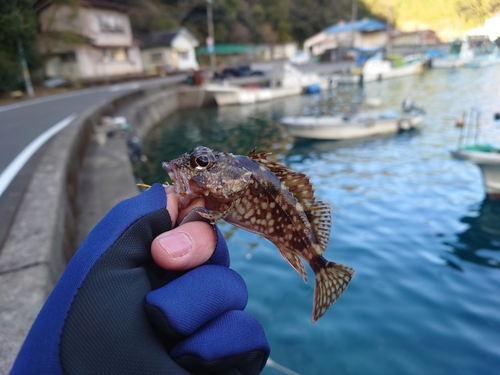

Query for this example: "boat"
[432,36,500,69]
[361,53,425,82]
[204,63,321,106]
[279,100,424,140]
[451,146,500,199]
[451,108,500,199]
[333,53,425,84]
[204,83,302,106]
[432,38,473,68]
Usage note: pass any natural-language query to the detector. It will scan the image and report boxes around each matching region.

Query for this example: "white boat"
[334,53,424,84]
[361,53,424,82]
[204,63,315,106]
[432,36,500,69]
[204,83,302,106]
[432,56,465,69]
[464,53,500,68]
[280,102,424,140]
[432,38,474,69]
[451,147,500,199]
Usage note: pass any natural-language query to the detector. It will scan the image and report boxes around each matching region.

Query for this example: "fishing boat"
[451,108,500,199]
[205,62,328,106]
[333,53,425,84]
[203,83,301,106]
[280,100,424,140]
[433,36,500,69]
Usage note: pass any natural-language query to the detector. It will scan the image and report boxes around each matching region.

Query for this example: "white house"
[138,28,200,74]
[36,0,143,80]
[304,18,388,60]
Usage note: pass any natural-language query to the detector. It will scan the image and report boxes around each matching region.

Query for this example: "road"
[0,75,185,249]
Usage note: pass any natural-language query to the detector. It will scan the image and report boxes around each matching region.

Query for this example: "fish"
[162,146,355,323]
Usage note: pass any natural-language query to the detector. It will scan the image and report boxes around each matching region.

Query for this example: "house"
[304,18,388,61]
[138,28,199,74]
[36,0,143,81]
[390,30,440,47]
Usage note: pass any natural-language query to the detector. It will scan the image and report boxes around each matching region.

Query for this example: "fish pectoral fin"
[197,211,218,225]
[312,260,355,323]
[278,248,308,284]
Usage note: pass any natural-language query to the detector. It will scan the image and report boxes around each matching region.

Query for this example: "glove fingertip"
[171,310,270,374]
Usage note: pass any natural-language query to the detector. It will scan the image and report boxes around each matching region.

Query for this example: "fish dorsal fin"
[248,150,332,251]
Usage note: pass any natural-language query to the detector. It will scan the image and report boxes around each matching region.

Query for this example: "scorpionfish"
[162,146,355,323]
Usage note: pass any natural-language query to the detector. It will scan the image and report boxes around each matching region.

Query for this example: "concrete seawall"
[0,79,214,373]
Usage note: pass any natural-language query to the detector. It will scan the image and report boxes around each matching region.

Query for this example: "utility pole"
[18,40,34,97]
[206,0,216,73]
[350,0,358,49]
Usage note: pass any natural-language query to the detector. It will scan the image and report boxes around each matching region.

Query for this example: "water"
[139,68,500,375]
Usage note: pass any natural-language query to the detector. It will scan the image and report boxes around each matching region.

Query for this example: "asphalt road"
[0,75,185,250]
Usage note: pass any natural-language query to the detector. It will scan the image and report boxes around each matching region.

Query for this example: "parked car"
[213,65,264,80]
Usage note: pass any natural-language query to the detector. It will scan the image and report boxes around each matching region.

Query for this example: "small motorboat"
[279,100,424,140]
[451,108,500,199]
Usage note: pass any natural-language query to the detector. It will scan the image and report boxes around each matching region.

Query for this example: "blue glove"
[11,184,270,374]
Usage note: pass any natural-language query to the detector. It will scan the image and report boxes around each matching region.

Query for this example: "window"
[100,48,127,62]
[178,50,189,60]
[98,15,124,33]
[59,52,76,62]
[150,52,163,63]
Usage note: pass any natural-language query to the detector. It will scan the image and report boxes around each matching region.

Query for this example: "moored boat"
[451,108,500,199]
[279,101,424,140]
[451,146,500,199]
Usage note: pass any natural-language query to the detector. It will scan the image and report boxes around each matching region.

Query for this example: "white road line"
[0,89,104,113]
[0,113,78,198]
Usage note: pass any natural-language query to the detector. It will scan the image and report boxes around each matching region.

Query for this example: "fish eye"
[190,151,216,170]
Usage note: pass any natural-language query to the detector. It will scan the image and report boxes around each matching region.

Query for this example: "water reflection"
[447,199,500,269]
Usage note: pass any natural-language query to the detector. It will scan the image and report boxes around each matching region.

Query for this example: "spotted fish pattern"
[162,146,355,323]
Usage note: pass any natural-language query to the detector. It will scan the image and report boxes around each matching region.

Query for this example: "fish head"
[162,146,252,201]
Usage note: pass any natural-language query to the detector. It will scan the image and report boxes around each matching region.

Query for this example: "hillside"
[112,0,500,44]
[364,0,500,40]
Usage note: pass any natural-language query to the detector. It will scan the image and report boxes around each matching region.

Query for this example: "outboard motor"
[402,98,425,114]
[402,98,414,113]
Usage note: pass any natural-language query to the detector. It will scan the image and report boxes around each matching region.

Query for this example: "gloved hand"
[11,184,269,375]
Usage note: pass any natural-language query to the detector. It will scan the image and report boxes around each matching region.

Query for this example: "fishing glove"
[11,183,269,375]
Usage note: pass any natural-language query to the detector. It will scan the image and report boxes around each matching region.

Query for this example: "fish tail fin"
[312,260,355,323]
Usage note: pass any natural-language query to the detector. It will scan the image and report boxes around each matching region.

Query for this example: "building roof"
[34,0,128,13]
[325,18,387,34]
[196,44,249,55]
[138,28,198,49]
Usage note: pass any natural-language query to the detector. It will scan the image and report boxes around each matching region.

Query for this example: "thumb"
[151,221,216,271]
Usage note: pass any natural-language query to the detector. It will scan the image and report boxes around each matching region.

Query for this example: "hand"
[11,184,269,375]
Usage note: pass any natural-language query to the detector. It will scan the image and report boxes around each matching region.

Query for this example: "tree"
[0,0,38,94]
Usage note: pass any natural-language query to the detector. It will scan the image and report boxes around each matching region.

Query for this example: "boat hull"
[451,150,500,199]
[205,85,301,106]
[280,114,423,140]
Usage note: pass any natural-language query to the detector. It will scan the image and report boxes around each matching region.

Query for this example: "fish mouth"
[162,161,193,196]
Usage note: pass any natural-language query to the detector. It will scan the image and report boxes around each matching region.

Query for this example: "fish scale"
[162,146,355,323]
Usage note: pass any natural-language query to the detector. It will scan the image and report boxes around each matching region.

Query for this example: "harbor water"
[139,68,500,375]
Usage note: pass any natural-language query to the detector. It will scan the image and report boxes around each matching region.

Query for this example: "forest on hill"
[112,0,500,43]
